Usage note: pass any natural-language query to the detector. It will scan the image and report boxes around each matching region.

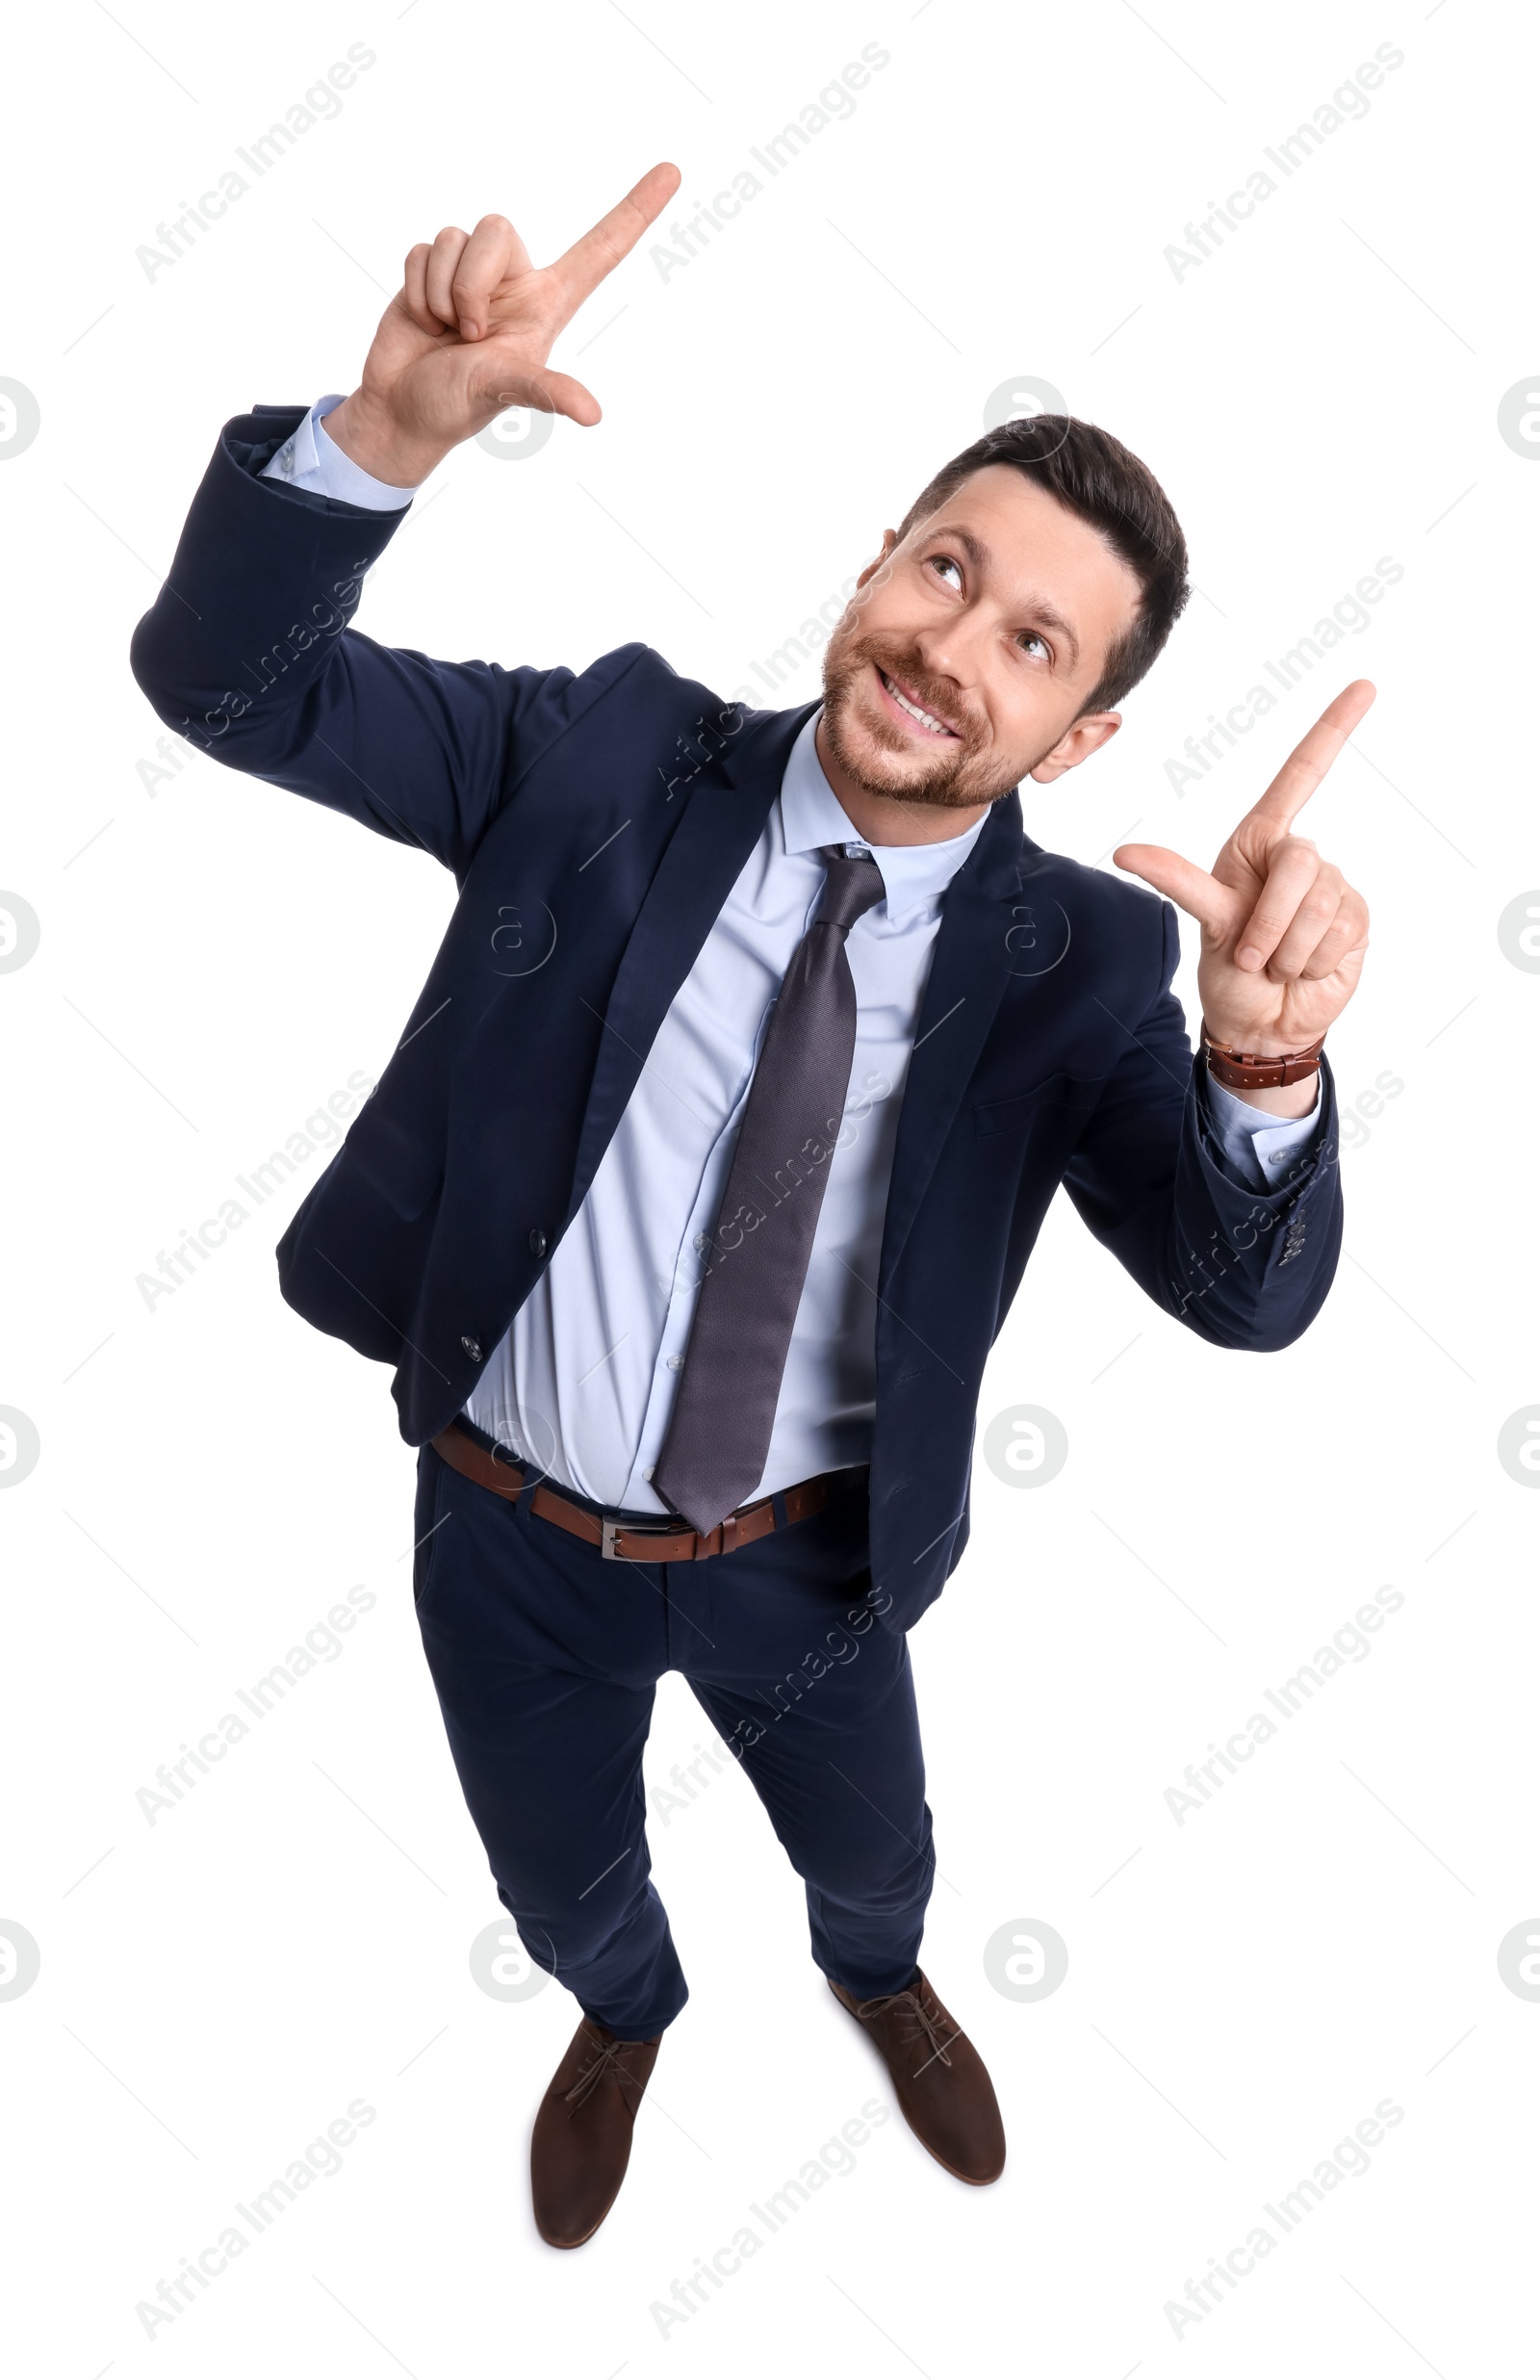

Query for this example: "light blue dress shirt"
[261,399,1323,1510]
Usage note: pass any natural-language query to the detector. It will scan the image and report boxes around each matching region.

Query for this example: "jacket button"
[461,1335,483,1362]
[528,1228,549,1258]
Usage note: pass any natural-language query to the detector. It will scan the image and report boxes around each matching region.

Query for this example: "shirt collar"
[778,708,988,920]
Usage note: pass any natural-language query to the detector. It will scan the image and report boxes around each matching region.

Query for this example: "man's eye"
[1019,632,1049,660]
[930,556,962,589]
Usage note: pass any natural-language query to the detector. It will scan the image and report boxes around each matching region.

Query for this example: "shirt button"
[643,1465,655,1481]
[693,1233,709,1254]
[665,1355,685,1372]
[528,1228,549,1258]
[461,1335,483,1363]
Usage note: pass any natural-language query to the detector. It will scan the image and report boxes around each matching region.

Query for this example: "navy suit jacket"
[130,408,1344,1629]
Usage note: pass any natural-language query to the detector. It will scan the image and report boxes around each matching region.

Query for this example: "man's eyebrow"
[919,521,1082,672]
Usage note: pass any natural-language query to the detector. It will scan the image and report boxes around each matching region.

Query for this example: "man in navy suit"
[131,164,1371,2247]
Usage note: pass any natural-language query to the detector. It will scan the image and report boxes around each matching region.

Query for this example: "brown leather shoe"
[530,2016,662,2247]
[829,1969,1005,2185]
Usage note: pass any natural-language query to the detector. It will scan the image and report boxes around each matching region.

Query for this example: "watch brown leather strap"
[429,1419,862,1561]
[1201,1022,1326,1091]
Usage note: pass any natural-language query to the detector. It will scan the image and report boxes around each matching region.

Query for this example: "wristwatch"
[1200,1023,1325,1092]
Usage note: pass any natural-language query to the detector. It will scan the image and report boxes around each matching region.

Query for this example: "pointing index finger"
[551,162,682,315]
[1245,678,1376,837]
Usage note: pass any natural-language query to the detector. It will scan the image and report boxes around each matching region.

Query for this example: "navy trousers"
[411,1444,935,2039]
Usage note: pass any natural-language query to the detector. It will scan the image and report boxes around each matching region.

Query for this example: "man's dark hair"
[893,415,1191,713]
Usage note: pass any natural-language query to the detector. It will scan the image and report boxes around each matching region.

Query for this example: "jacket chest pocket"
[972,1070,1071,1140]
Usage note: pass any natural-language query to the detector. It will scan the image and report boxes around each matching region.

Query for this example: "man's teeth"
[882,671,951,734]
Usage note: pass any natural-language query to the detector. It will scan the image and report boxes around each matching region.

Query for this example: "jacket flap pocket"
[343,1099,445,1222]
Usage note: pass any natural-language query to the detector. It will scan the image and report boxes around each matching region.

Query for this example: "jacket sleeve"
[129,407,606,877]
[1061,898,1343,1351]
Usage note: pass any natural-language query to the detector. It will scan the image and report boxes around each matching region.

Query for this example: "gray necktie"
[654,843,886,1533]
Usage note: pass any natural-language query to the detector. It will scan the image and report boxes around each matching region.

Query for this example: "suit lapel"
[564,699,819,1228]
[878,792,1027,1288]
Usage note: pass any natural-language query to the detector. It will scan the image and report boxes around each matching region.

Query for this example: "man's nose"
[908,617,977,696]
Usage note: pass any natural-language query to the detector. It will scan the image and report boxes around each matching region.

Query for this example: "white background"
[3,0,1537,2371]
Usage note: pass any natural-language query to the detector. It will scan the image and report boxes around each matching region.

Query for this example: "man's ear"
[1030,710,1122,783]
[854,530,899,591]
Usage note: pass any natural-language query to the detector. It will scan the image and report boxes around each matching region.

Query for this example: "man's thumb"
[1114,843,1236,937]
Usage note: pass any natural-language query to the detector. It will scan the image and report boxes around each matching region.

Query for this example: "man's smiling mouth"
[877,667,960,738]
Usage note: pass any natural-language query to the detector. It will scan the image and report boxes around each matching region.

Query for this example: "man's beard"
[820,624,1029,811]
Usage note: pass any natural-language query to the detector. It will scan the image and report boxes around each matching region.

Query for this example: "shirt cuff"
[1199,1063,1323,1194]
[257,394,420,511]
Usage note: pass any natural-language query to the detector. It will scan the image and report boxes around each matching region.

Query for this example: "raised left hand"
[1115,680,1373,1054]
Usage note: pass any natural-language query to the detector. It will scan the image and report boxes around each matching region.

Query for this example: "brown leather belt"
[429,1419,863,1562]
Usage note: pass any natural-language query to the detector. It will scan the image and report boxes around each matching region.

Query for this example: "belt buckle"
[601,1515,684,1562]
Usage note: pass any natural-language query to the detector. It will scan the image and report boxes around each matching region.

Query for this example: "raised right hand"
[324,163,680,486]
